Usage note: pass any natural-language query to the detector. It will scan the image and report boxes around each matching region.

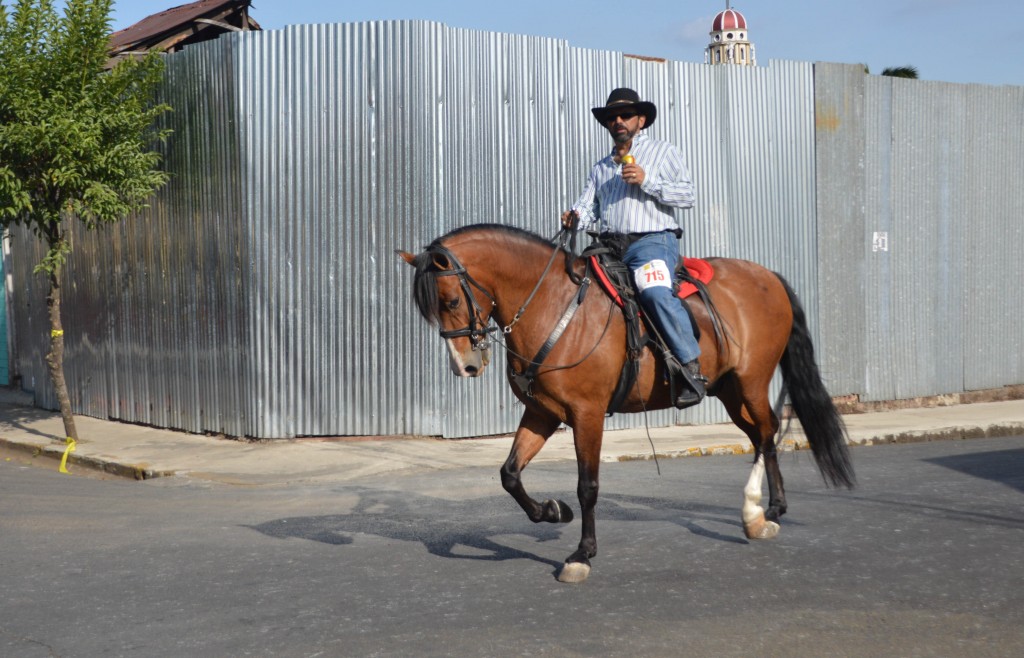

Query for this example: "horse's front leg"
[558,414,604,584]
[500,410,574,525]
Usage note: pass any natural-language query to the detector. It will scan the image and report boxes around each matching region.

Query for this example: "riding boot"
[665,356,706,409]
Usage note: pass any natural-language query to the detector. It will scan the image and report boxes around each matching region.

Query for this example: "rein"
[503,228,575,334]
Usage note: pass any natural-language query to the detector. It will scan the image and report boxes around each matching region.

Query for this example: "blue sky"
[110,0,1022,87]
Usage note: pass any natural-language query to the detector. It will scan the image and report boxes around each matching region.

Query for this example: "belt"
[597,228,682,249]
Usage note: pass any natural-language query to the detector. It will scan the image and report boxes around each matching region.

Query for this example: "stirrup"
[665,356,706,409]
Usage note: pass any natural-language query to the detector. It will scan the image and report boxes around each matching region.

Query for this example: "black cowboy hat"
[591,87,657,128]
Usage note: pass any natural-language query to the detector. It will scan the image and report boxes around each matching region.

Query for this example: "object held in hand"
[622,155,635,164]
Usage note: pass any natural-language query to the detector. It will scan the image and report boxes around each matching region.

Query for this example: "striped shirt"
[571,132,695,235]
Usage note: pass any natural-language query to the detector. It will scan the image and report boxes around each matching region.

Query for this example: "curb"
[850,422,1024,446]
[0,437,176,480]
[4,421,1022,482]
[609,422,1024,463]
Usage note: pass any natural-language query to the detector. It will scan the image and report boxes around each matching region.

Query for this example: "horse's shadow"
[600,492,761,545]
[248,487,748,570]
[250,487,565,569]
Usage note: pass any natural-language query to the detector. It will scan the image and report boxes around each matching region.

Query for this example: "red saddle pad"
[678,258,714,299]
[590,256,715,306]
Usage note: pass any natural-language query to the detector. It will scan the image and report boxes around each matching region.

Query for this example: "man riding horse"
[561,87,705,407]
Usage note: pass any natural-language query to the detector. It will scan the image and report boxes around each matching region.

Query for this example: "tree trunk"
[44,264,78,443]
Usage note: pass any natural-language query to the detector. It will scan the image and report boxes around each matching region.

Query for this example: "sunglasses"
[605,110,638,123]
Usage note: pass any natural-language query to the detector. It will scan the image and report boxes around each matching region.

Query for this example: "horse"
[398,223,855,583]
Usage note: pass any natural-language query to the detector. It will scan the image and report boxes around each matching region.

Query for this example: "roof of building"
[108,0,260,62]
[712,9,747,32]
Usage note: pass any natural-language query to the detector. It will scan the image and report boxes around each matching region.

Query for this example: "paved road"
[3,437,1022,657]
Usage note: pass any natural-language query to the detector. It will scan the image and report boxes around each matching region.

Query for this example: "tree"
[0,0,171,442]
[881,66,919,79]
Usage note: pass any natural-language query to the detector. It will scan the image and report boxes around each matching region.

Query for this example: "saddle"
[580,237,716,415]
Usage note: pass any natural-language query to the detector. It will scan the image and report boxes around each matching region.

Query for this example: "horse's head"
[398,245,496,377]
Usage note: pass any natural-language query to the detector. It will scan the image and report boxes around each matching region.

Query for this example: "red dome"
[712,9,747,32]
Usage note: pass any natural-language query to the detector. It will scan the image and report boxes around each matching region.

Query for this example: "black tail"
[776,275,856,489]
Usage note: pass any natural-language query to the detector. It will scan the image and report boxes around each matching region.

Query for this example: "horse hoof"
[543,499,574,524]
[743,517,780,540]
[557,562,591,584]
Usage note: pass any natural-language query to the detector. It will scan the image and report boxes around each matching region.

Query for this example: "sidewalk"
[2,387,1022,486]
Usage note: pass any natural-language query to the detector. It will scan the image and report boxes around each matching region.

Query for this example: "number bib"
[633,259,673,291]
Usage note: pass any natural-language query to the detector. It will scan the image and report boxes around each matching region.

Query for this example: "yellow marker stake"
[51,329,64,338]
[59,437,76,474]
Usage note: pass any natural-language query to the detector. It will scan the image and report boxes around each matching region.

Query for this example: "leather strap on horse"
[578,241,650,415]
[676,267,726,355]
[509,276,592,397]
[605,282,647,415]
[430,245,499,347]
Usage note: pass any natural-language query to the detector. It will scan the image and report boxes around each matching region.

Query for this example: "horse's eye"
[446,297,461,310]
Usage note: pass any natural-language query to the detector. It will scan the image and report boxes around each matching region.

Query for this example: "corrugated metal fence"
[8,23,1024,438]
[815,63,1024,402]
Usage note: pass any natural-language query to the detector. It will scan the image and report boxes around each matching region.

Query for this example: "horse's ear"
[396,250,416,266]
[431,253,451,270]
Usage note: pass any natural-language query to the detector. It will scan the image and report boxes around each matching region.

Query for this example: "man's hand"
[622,163,645,186]
[561,209,579,229]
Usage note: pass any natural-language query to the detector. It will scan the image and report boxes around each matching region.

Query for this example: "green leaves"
[0,0,171,273]
[880,66,919,79]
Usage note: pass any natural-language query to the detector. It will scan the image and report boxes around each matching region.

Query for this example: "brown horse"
[399,223,854,583]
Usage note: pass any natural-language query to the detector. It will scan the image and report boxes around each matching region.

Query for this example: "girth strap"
[510,276,591,396]
[604,292,649,415]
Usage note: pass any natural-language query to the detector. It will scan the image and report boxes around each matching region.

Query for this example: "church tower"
[705,3,756,66]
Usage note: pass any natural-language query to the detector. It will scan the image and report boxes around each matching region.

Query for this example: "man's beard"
[611,125,638,144]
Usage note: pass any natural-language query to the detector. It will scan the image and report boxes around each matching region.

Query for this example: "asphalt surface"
[2,435,1022,657]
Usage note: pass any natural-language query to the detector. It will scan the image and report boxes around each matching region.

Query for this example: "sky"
[108,0,1022,87]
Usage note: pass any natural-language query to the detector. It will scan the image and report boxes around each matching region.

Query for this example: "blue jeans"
[621,231,701,364]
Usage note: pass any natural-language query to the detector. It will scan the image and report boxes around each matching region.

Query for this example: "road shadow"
[923,448,1024,493]
[248,487,750,570]
[600,493,752,545]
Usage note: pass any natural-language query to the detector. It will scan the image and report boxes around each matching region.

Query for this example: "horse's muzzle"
[445,340,490,377]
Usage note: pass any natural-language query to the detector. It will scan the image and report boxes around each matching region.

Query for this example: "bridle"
[428,245,499,350]
[427,229,606,397]
[426,228,571,350]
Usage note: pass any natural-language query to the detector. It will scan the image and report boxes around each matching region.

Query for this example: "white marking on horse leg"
[742,454,765,525]
[742,454,779,540]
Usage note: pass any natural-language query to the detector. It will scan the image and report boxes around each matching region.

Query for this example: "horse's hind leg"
[761,441,787,523]
[717,375,786,540]
[500,409,574,525]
